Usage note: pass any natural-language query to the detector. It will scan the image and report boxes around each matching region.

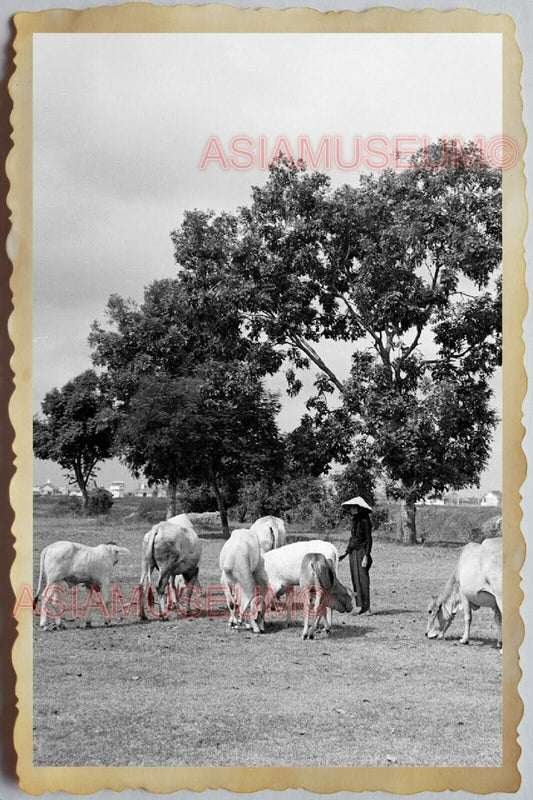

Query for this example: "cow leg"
[493,605,502,649]
[155,569,172,619]
[221,573,239,628]
[178,569,200,616]
[238,576,263,634]
[308,592,319,639]
[167,576,177,610]
[101,579,112,626]
[40,584,65,630]
[139,567,152,620]
[460,596,471,644]
[301,589,319,640]
[226,586,239,628]
[324,606,332,634]
[39,584,50,629]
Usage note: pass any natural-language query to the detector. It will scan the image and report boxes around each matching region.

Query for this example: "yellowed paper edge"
[6,3,526,794]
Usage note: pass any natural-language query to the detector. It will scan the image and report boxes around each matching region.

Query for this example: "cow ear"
[115,547,130,556]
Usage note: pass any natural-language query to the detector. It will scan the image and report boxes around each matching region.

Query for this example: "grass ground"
[32,514,502,767]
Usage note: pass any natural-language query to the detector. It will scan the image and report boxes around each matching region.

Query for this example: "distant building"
[33,485,42,496]
[108,481,125,499]
[480,490,502,507]
[135,479,166,498]
[459,496,480,506]
[135,478,152,498]
[443,493,460,506]
[39,480,60,496]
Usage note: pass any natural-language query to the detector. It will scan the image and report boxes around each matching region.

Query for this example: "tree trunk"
[210,473,230,538]
[74,464,90,510]
[166,480,177,519]
[400,498,418,544]
[81,485,90,510]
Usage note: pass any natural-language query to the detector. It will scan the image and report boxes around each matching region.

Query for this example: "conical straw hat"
[341,496,373,511]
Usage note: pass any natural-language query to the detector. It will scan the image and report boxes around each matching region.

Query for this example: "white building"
[108,481,126,499]
[480,490,502,507]
[39,480,60,496]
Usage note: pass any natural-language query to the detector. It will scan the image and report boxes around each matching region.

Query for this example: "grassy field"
[32,513,502,767]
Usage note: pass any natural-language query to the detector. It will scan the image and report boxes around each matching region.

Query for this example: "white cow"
[250,515,287,553]
[426,537,502,648]
[219,528,266,633]
[34,541,129,630]
[299,552,353,639]
[262,540,342,630]
[140,516,202,618]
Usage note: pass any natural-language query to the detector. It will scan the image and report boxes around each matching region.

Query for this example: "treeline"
[34,143,502,542]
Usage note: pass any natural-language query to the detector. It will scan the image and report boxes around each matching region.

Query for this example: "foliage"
[233,474,341,529]
[370,505,390,530]
[170,144,501,542]
[90,280,283,535]
[176,481,219,514]
[86,488,114,516]
[333,439,378,506]
[33,370,117,507]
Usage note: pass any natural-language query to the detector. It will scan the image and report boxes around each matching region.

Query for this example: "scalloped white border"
[6,4,527,794]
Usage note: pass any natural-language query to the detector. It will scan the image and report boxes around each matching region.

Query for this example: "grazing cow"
[426,537,502,648]
[250,515,287,553]
[262,540,345,630]
[219,528,266,633]
[140,516,202,618]
[299,552,353,640]
[34,541,129,630]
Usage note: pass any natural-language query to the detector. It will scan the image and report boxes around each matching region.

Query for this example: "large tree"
[33,370,117,507]
[115,368,281,533]
[171,143,501,541]
[90,278,282,533]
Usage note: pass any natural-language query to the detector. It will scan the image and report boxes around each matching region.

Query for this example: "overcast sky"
[33,33,502,493]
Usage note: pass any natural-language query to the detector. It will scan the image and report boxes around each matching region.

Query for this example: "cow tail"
[140,527,159,587]
[269,525,276,551]
[33,547,46,608]
[149,527,159,572]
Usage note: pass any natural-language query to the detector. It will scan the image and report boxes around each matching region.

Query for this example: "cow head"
[107,544,130,565]
[425,595,458,638]
[330,577,353,613]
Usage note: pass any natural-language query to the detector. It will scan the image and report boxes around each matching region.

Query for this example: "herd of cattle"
[33,514,503,647]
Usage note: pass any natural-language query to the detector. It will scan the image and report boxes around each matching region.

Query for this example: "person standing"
[339,497,373,615]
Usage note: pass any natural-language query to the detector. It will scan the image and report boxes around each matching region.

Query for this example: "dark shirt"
[347,512,372,557]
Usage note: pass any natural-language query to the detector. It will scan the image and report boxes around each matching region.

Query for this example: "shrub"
[137,497,166,522]
[86,488,114,516]
[177,481,218,514]
[372,505,390,529]
[53,495,83,516]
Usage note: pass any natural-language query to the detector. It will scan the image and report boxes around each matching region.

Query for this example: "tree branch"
[289,334,344,393]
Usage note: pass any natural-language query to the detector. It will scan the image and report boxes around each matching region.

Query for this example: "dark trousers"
[349,548,371,610]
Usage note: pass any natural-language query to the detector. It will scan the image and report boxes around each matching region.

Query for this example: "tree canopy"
[33,370,117,507]
[90,278,283,533]
[170,143,502,541]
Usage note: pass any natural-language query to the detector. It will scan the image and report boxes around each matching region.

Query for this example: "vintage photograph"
[7,7,525,792]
